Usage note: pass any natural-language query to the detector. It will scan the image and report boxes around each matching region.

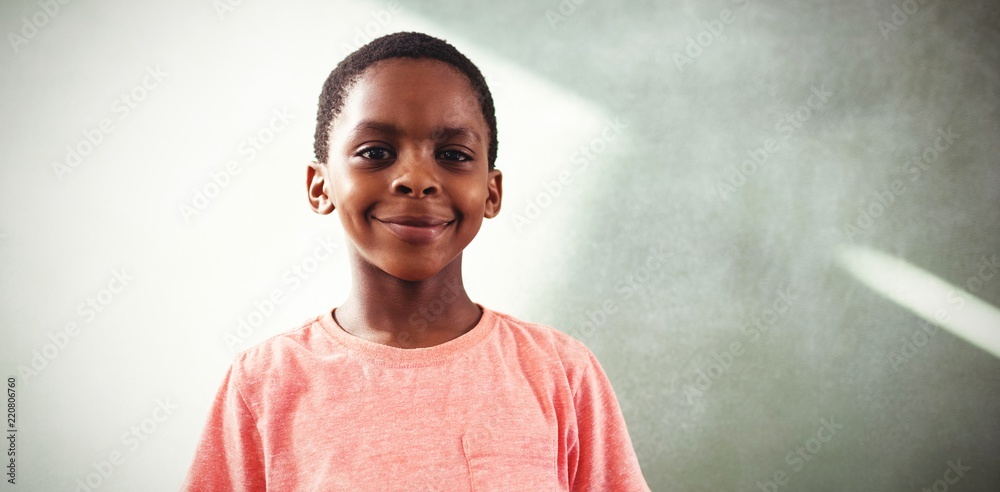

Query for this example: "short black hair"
[313,31,498,169]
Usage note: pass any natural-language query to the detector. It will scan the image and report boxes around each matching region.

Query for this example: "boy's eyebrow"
[349,120,482,143]
[432,126,482,143]
[350,120,402,138]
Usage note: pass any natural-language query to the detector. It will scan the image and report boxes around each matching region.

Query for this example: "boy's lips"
[373,215,454,243]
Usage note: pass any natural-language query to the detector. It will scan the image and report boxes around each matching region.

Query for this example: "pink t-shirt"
[182,305,650,491]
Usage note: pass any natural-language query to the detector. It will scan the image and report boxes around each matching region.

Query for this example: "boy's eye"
[437,149,471,162]
[358,147,394,160]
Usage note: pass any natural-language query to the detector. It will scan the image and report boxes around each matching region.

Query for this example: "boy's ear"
[484,168,502,219]
[307,161,335,215]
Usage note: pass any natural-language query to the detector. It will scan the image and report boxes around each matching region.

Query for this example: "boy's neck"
[334,254,482,349]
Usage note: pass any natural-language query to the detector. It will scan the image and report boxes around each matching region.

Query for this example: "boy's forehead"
[332,58,486,139]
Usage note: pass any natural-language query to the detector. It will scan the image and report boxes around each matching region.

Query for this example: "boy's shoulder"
[488,308,595,359]
[229,313,329,377]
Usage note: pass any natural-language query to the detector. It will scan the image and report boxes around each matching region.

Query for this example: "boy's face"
[307,58,502,282]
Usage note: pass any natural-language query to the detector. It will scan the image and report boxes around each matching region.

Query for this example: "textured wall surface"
[1,0,998,490]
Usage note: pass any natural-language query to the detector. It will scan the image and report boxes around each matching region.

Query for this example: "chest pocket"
[461,429,561,492]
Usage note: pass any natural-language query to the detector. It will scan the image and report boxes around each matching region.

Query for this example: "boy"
[182,32,649,491]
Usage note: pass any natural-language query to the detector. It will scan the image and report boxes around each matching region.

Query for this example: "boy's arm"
[181,363,267,491]
[570,348,651,492]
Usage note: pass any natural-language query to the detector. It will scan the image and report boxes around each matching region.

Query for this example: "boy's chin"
[378,259,451,283]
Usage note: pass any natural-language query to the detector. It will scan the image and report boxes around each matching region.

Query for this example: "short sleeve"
[181,362,267,491]
[569,348,651,492]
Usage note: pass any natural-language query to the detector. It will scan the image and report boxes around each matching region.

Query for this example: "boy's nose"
[394,181,438,196]
[392,153,439,197]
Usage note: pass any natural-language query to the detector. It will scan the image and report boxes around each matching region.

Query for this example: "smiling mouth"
[374,215,454,243]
